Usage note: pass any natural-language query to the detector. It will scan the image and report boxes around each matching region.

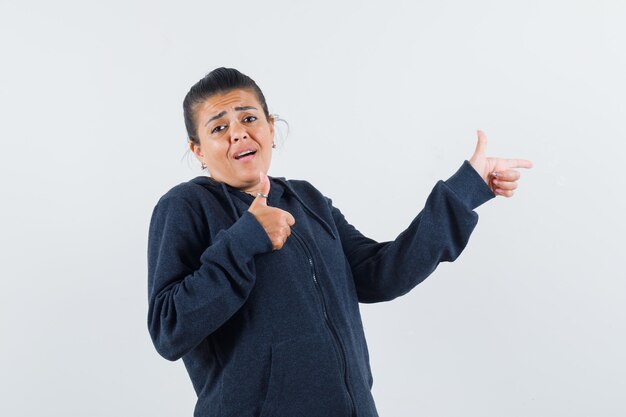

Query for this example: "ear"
[269,114,275,137]
[189,140,203,159]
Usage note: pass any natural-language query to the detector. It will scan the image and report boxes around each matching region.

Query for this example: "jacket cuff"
[226,210,274,254]
[444,160,496,209]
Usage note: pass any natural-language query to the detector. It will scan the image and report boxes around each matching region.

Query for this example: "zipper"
[290,228,357,417]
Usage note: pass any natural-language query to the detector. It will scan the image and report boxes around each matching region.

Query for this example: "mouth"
[233,149,257,161]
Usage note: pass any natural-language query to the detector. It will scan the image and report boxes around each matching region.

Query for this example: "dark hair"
[183,67,271,145]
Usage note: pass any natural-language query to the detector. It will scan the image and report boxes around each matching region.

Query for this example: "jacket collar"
[190,175,336,240]
[190,175,286,205]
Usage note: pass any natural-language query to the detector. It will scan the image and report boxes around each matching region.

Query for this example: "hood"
[190,175,336,240]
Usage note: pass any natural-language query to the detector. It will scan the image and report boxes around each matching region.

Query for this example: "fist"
[248,171,296,250]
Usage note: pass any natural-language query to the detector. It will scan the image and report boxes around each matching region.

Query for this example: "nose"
[230,122,248,143]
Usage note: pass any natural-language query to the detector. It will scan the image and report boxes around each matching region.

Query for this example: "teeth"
[236,150,255,158]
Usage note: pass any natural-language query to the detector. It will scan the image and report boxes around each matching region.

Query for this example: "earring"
[201,162,206,169]
[272,142,276,149]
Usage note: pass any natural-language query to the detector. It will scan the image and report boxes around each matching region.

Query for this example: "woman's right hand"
[248,172,295,250]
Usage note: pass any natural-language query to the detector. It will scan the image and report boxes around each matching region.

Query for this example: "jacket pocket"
[259,332,351,417]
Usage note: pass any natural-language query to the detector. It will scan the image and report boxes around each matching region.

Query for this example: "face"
[190,89,275,191]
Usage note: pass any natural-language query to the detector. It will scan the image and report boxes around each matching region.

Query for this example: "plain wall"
[1,0,625,416]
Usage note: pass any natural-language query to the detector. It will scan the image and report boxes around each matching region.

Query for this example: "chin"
[235,172,261,187]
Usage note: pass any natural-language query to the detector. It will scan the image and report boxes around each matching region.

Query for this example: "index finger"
[504,159,533,169]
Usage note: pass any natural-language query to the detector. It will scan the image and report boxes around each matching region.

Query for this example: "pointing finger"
[504,158,533,169]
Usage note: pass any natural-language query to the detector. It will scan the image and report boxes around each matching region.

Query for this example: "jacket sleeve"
[328,160,496,303]
[147,195,273,361]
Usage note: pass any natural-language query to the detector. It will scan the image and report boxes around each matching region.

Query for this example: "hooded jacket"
[147,160,495,417]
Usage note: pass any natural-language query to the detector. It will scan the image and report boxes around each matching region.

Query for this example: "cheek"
[260,126,274,142]
[205,142,230,163]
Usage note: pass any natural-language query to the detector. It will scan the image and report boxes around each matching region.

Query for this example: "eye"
[211,125,226,134]
[243,115,257,123]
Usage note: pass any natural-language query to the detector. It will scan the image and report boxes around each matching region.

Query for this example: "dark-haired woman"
[147,67,533,417]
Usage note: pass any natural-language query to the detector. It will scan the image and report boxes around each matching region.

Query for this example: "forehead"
[196,89,260,116]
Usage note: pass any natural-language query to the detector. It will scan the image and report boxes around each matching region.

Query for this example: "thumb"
[472,129,488,160]
[250,171,271,208]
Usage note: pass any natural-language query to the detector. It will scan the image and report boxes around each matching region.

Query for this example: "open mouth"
[234,149,257,160]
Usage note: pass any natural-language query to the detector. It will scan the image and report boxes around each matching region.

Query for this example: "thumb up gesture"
[469,130,533,197]
[248,171,296,250]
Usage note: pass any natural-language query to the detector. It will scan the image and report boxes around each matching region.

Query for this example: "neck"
[240,181,265,196]
[207,175,265,195]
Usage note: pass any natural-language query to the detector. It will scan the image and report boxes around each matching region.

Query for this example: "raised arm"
[329,160,496,303]
[331,131,533,303]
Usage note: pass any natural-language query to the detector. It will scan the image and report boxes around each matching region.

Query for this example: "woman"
[147,67,532,417]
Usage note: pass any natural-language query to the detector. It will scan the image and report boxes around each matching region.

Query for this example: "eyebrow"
[204,106,258,126]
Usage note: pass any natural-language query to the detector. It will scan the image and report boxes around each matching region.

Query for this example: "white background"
[1,0,625,416]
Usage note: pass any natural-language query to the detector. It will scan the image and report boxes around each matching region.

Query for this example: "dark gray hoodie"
[147,160,495,417]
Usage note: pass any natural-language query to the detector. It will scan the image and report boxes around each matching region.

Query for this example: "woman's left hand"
[469,130,534,198]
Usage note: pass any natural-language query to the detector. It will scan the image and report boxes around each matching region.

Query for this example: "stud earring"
[272,142,276,149]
